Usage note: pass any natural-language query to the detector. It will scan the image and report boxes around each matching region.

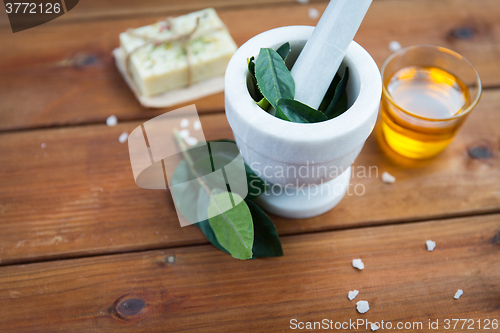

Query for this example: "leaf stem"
[173,128,212,196]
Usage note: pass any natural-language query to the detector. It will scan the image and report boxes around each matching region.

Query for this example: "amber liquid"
[379,66,470,159]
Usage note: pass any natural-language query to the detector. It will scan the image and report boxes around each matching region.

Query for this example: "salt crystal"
[308,8,320,20]
[179,129,190,138]
[356,300,370,314]
[180,118,189,128]
[106,115,117,126]
[454,289,463,299]
[382,171,396,184]
[348,290,359,300]
[296,0,309,4]
[371,323,379,331]
[426,240,436,251]
[193,120,201,130]
[352,258,364,270]
[185,136,198,146]
[389,41,402,52]
[118,132,128,143]
[41,143,46,148]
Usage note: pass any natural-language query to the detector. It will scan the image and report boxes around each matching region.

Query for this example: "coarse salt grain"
[454,289,463,299]
[193,120,201,130]
[356,300,370,314]
[348,290,359,300]
[389,41,402,52]
[41,143,46,148]
[382,171,396,184]
[118,132,128,143]
[106,115,117,126]
[296,0,309,4]
[185,136,198,146]
[352,259,364,270]
[426,240,436,251]
[180,118,189,128]
[371,323,379,331]
[308,8,320,20]
[179,129,190,138]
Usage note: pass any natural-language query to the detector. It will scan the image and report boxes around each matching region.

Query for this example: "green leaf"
[247,56,256,79]
[170,160,201,225]
[328,92,349,119]
[246,199,283,258]
[325,67,349,119]
[277,99,328,123]
[211,140,268,200]
[255,48,295,109]
[256,97,270,111]
[318,75,341,112]
[275,105,291,122]
[188,141,267,200]
[193,187,229,254]
[208,191,254,260]
[276,42,291,62]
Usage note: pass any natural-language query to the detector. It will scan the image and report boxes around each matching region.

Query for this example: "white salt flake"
[179,129,190,139]
[118,132,128,143]
[389,41,402,52]
[185,136,198,146]
[454,289,463,299]
[106,115,117,126]
[193,120,201,130]
[296,0,309,4]
[352,259,364,270]
[382,171,396,184]
[426,240,436,251]
[180,118,189,128]
[348,290,359,300]
[371,323,380,331]
[356,300,370,314]
[41,143,46,148]
[308,8,319,20]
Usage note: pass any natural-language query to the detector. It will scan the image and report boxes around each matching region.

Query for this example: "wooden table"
[1,0,499,332]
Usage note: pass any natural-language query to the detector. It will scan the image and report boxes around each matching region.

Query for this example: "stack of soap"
[120,8,237,97]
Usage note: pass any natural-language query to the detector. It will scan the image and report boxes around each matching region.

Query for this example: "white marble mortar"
[224,26,381,218]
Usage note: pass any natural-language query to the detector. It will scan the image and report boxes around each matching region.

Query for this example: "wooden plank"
[1,89,499,265]
[0,215,498,332]
[0,0,324,26]
[1,0,500,131]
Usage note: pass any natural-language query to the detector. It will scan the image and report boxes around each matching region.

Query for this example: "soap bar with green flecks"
[119,8,237,97]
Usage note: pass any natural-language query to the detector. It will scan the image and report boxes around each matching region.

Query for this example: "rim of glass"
[381,45,482,122]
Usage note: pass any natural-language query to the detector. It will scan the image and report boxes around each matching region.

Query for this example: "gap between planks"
[0,209,499,268]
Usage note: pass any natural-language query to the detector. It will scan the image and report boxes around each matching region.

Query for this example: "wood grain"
[0,0,325,26]
[1,0,500,131]
[0,89,499,265]
[0,214,498,332]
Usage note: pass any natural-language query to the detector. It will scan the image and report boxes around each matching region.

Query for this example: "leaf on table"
[325,67,349,119]
[246,199,283,258]
[170,160,201,225]
[255,48,295,109]
[194,187,229,254]
[190,141,267,200]
[208,191,254,260]
[277,99,327,123]
[276,42,291,62]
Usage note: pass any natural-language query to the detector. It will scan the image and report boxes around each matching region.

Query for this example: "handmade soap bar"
[120,8,237,97]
